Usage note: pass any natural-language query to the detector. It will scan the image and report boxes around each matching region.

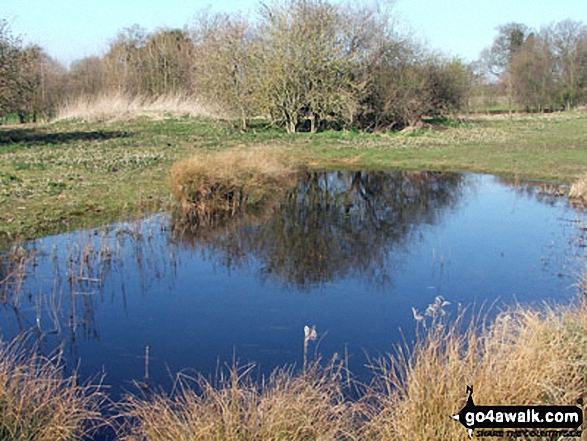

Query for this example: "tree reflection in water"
[175,171,465,288]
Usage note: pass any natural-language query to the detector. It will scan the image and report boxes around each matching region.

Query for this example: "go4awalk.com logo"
[450,386,583,438]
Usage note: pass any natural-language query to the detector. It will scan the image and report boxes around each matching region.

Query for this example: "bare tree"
[480,23,529,112]
[68,57,108,96]
[141,29,194,96]
[191,12,261,130]
[509,32,555,111]
[548,19,587,109]
[103,25,147,95]
[257,0,361,133]
[0,21,66,122]
[0,19,23,118]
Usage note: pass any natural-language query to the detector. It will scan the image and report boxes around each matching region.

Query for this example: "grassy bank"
[147,299,587,441]
[1,111,587,241]
[0,338,106,440]
[3,295,587,440]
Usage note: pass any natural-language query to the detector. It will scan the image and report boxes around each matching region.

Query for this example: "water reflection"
[0,171,585,396]
[176,171,465,287]
[0,218,176,355]
[494,176,569,206]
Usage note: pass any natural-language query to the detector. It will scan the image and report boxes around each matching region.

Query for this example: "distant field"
[1,111,587,241]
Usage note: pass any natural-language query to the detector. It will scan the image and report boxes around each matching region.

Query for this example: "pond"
[1,171,586,398]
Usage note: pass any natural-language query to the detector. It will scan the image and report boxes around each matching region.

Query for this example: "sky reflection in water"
[0,171,585,396]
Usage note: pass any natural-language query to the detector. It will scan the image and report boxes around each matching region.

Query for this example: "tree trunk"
[286,118,296,134]
[240,108,247,131]
[309,112,316,133]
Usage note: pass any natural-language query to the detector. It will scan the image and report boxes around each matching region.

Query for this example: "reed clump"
[0,243,32,301]
[363,302,587,440]
[170,147,298,228]
[117,362,359,441]
[569,174,587,206]
[0,338,107,441]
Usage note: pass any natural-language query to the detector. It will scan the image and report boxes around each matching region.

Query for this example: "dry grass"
[0,338,107,441]
[170,146,298,229]
[113,295,587,440]
[55,93,222,122]
[2,296,586,440]
[569,174,587,206]
[117,362,360,441]
[363,302,587,440]
[0,243,32,301]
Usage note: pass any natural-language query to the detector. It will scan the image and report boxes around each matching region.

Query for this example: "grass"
[2,266,587,439]
[55,93,222,122]
[1,109,587,241]
[363,302,587,439]
[570,174,587,206]
[1,300,587,440]
[0,337,107,441]
[2,104,587,438]
[117,362,358,441]
[2,301,586,440]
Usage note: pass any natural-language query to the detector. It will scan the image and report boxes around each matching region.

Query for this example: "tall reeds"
[2,241,587,439]
[1,300,587,439]
[117,361,359,441]
[363,301,587,439]
[0,338,107,441]
[55,93,221,122]
[569,174,587,206]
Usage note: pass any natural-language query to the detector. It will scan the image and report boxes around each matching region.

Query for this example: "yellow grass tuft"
[117,362,359,441]
[170,146,298,229]
[55,93,222,122]
[569,175,587,206]
[363,302,587,440]
[0,338,107,441]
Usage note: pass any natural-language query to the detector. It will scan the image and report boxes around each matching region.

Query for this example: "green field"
[1,111,587,241]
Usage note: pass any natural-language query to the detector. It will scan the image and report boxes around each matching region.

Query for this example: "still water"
[1,171,585,396]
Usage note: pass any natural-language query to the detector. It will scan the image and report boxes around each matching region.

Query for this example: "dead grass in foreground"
[0,338,107,441]
[170,146,299,229]
[55,93,222,122]
[364,302,587,440]
[118,362,359,441]
[111,299,587,440]
[2,299,587,439]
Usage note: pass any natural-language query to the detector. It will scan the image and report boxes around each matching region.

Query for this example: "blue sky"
[1,0,586,67]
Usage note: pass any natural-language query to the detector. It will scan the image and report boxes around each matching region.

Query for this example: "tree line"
[479,20,587,112]
[0,20,66,122]
[1,1,587,129]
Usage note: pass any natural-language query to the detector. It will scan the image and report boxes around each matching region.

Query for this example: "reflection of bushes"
[175,171,464,287]
[171,148,297,228]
